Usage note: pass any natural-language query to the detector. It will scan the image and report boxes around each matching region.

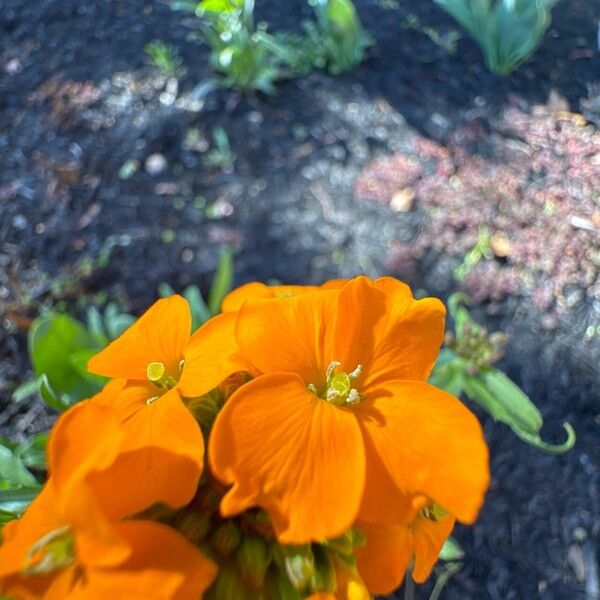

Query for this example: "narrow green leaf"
[38,374,71,412]
[208,249,234,315]
[0,488,40,515]
[158,282,176,298]
[184,285,212,330]
[103,303,135,340]
[86,306,108,347]
[11,379,39,403]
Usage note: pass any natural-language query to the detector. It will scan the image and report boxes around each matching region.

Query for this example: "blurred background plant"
[171,0,369,93]
[145,40,185,78]
[173,0,299,93]
[430,293,575,453]
[303,0,372,74]
[433,0,560,75]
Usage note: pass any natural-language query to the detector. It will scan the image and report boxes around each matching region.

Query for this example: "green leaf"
[86,306,109,347]
[158,282,176,298]
[327,0,358,30]
[184,286,212,330]
[103,303,135,340]
[0,442,38,488]
[38,374,71,412]
[69,349,107,388]
[0,508,19,526]
[208,249,234,315]
[199,0,240,13]
[433,0,558,75]
[17,433,48,471]
[29,313,99,401]
[11,379,39,403]
[0,488,40,515]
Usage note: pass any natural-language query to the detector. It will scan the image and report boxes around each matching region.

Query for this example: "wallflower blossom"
[0,393,217,599]
[49,391,195,520]
[355,507,456,594]
[209,276,489,543]
[86,295,239,509]
[0,482,216,600]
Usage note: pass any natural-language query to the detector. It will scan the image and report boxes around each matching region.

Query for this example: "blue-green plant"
[433,0,560,75]
[305,0,372,74]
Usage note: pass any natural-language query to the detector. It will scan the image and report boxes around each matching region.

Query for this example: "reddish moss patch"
[356,102,600,311]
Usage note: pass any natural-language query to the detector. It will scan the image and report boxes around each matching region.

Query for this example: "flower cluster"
[0,276,489,599]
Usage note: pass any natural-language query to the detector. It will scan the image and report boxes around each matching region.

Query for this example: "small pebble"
[145,153,168,175]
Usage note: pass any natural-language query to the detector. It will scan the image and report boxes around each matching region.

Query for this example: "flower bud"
[210,521,242,558]
[235,535,271,589]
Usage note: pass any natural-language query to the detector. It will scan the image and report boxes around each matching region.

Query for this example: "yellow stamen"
[420,502,449,523]
[309,361,363,406]
[22,526,75,576]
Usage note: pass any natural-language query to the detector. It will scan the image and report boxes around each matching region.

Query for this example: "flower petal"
[86,388,204,518]
[234,291,338,383]
[59,521,216,600]
[209,373,365,543]
[412,513,455,583]
[356,513,455,591]
[0,483,62,580]
[354,520,413,596]
[356,432,418,526]
[178,311,248,397]
[48,398,127,488]
[356,381,489,524]
[333,277,445,388]
[222,282,319,312]
[87,295,190,381]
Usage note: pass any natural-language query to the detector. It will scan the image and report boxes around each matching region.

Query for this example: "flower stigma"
[146,361,178,390]
[21,526,75,576]
[308,361,363,406]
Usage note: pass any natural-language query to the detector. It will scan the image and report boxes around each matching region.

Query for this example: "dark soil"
[1,0,599,598]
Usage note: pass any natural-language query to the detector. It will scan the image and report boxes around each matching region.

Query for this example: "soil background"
[1,1,600,598]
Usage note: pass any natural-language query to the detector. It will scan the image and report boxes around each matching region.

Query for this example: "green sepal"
[235,535,272,589]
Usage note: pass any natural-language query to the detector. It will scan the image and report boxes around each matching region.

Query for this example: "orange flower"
[209,276,489,543]
[355,506,456,594]
[0,481,216,600]
[221,280,347,312]
[86,295,240,509]
[48,392,196,519]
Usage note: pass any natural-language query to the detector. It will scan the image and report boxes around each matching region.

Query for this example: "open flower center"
[420,502,448,523]
[308,361,363,406]
[145,360,184,404]
[22,526,75,576]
